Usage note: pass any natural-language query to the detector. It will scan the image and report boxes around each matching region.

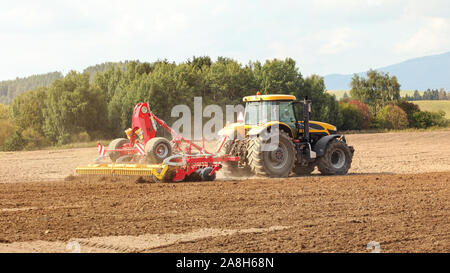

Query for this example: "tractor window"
[279,102,296,125]
[293,102,304,121]
[245,102,260,125]
[260,101,277,123]
[245,101,278,125]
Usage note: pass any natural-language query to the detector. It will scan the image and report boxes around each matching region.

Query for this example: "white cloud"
[317,28,357,55]
[395,17,450,56]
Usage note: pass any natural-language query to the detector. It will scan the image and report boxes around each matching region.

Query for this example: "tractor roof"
[243,94,296,102]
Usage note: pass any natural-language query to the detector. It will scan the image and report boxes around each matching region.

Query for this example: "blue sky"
[1,0,449,80]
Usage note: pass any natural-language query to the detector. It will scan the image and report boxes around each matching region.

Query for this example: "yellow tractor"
[218,93,354,177]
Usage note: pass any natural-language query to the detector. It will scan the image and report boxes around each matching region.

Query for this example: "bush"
[2,131,26,151]
[348,99,372,129]
[22,128,50,150]
[0,104,9,119]
[376,104,409,129]
[412,110,449,128]
[0,119,16,147]
[396,101,420,126]
[70,131,90,143]
[432,110,450,127]
[339,102,362,130]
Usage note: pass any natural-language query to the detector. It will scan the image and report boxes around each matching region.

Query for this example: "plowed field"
[0,130,449,252]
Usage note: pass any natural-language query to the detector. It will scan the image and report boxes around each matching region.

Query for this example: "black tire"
[200,167,216,181]
[247,130,296,177]
[108,138,129,163]
[145,137,172,164]
[317,139,352,175]
[293,163,315,176]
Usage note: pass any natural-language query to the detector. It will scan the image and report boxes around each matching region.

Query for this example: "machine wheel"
[293,163,315,176]
[145,137,172,164]
[317,139,352,175]
[185,170,203,182]
[200,167,217,181]
[108,138,129,163]
[247,130,296,177]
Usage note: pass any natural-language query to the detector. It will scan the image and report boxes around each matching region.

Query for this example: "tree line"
[405,88,450,101]
[0,57,340,150]
[0,72,63,104]
[0,58,448,151]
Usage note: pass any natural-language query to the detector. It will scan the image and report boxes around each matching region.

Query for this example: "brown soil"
[0,130,449,253]
[0,172,449,253]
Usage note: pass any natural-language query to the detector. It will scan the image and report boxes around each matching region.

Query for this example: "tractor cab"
[244,95,297,129]
[242,94,337,141]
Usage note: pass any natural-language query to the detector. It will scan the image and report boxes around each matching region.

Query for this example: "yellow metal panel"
[75,163,168,179]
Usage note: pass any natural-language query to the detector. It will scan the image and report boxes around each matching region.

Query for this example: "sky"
[1,0,449,81]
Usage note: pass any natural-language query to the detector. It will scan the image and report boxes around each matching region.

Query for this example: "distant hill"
[0,72,63,104]
[0,62,133,104]
[324,51,450,91]
[83,61,132,81]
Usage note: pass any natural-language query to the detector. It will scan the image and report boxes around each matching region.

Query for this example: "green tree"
[43,71,107,144]
[348,99,372,129]
[188,56,212,70]
[412,111,448,128]
[205,58,257,106]
[302,75,340,126]
[350,70,401,115]
[0,104,9,119]
[338,102,361,130]
[9,87,47,134]
[0,119,15,148]
[253,58,303,95]
[376,104,408,129]
[396,101,420,126]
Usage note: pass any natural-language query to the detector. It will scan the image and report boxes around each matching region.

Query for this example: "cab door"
[279,101,297,137]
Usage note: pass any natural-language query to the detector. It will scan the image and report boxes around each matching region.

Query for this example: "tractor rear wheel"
[247,130,295,177]
[145,137,172,164]
[293,163,315,176]
[317,139,352,175]
[108,138,129,163]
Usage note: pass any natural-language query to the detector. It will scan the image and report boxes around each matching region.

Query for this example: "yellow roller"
[75,163,169,181]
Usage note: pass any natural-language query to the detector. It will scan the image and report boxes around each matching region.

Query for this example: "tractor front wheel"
[317,139,352,175]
